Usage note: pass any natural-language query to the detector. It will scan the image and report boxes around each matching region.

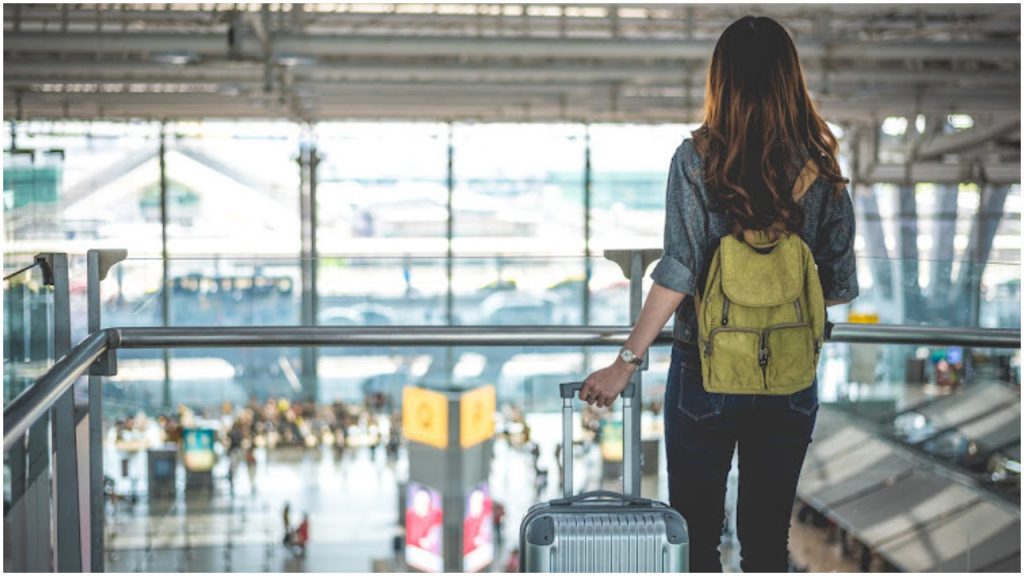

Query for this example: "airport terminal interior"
[2,2,1022,573]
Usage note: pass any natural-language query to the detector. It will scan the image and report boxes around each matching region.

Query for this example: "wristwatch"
[618,346,644,368]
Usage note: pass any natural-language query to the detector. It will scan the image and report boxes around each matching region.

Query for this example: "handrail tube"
[113,324,1021,350]
[3,323,1020,452]
[112,325,651,348]
[3,260,41,282]
[829,324,1020,348]
[3,331,110,451]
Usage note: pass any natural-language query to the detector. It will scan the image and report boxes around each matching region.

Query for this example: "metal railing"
[6,323,1021,454]
[2,249,1020,572]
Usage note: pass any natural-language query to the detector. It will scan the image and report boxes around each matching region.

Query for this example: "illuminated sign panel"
[404,386,449,449]
[182,428,216,472]
[460,385,496,448]
[406,482,444,572]
[463,482,494,572]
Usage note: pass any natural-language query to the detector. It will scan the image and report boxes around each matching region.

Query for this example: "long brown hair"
[692,15,848,237]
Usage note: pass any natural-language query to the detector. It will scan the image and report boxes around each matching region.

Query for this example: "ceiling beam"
[5,31,1019,62]
[3,60,1020,88]
[916,117,1022,159]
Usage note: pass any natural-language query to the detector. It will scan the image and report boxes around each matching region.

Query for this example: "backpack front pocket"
[705,327,764,392]
[764,322,815,392]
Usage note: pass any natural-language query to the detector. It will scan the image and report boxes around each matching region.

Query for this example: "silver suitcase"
[519,382,689,572]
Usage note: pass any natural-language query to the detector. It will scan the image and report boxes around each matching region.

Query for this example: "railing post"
[7,434,28,571]
[86,248,126,572]
[603,248,662,497]
[39,253,83,572]
[25,415,52,570]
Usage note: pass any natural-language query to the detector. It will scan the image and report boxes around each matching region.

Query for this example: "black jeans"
[663,341,818,573]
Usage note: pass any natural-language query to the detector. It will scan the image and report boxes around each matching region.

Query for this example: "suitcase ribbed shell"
[521,504,688,573]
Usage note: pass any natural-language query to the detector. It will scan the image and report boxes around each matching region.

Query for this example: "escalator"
[797,382,1021,572]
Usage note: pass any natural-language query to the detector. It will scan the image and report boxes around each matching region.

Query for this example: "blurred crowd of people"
[110,395,403,456]
[105,394,405,500]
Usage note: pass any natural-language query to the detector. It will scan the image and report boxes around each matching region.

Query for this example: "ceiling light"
[881,116,907,137]
[947,114,974,131]
[151,50,198,66]
[275,53,317,67]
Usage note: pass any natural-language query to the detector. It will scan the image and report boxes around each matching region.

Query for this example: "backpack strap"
[791,157,820,203]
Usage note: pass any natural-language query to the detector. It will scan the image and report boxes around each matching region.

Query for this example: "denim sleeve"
[650,143,706,296]
[814,186,860,302]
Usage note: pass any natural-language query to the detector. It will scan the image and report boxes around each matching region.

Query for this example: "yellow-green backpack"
[695,161,826,395]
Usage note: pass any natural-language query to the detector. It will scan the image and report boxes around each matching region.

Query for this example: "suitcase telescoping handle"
[549,490,651,507]
[558,381,637,499]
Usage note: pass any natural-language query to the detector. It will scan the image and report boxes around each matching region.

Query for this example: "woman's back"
[653,136,858,345]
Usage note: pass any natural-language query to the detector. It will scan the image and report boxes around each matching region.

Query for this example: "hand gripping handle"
[558,381,636,499]
[558,382,636,400]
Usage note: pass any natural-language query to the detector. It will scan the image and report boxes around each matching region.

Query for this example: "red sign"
[463,483,494,572]
[406,482,444,572]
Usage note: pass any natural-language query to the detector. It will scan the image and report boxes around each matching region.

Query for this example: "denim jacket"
[650,138,859,344]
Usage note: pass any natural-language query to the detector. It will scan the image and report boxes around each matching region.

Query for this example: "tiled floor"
[106,446,400,572]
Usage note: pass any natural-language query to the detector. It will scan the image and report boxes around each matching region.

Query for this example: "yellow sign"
[403,387,449,449]
[848,312,880,324]
[460,385,496,448]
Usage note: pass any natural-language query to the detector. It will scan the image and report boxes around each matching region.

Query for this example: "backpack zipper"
[758,332,768,390]
[704,326,761,357]
[764,322,812,334]
[722,297,730,326]
[793,300,802,322]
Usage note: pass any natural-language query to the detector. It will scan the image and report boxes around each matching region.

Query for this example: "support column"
[446,123,455,327]
[298,137,320,402]
[857,121,895,306]
[897,183,921,323]
[931,183,959,302]
[857,188,894,301]
[159,123,171,410]
[582,125,592,327]
[958,183,1011,322]
[582,126,593,375]
[445,124,455,378]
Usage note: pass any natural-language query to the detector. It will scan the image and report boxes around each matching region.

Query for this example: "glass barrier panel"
[97,255,1020,338]
[99,343,671,572]
[3,264,55,403]
[100,258,165,330]
[96,332,1019,572]
[319,256,447,327]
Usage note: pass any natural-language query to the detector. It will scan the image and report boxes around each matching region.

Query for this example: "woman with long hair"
[579,15,858,572]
